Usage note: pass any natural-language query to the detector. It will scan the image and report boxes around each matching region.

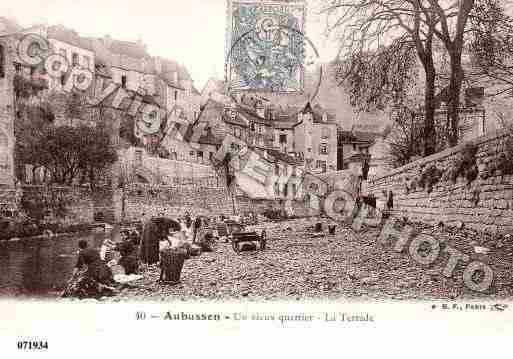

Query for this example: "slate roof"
[156,58,195,90]
[338,130,376,145]
[236,105,274,126]
[266,148,303,166]
[222,112,249,128]
[203,78,227,94]
[103,38,148,59]
[46,25,94,50]
[301,102,337,124]
[197,129,222,146]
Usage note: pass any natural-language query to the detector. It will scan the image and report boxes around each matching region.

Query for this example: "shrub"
[495,136,513,175]
[443,144,479,185]
[418,165,444,193]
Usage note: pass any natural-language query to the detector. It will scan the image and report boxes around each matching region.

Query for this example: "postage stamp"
[226,0,307,93]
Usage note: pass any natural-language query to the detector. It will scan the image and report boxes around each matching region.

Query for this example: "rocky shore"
[87,217,513,302]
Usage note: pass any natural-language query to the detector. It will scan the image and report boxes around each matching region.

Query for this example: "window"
[309,182,319,192]
[258,125,263,133]
[353,144,357,151]
[197,151,203,158]
[190,151,195,156]
[14,63,21,73]
[121,75,127,88]
[72,53,79,66]
[274,182,280,196]
[319,143,328,155]
[209,152,214,160]
[316,160,327,172]
[250,123,255,132]
[60,74,66,86]
[135,150,143,164]
[279,134,287,144]
[321,128,330,139]
[83,56,90,69]
[230,142,240,152]
[174,90,178,101]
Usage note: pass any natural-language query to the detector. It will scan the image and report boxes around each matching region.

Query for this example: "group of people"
[139,212,210,266]
[62,212,213,299]
[62,228,141,299]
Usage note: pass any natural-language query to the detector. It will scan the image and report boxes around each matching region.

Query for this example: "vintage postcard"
[0,0,512,356]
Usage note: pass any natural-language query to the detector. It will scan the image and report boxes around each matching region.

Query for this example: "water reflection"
[0,230,107,297]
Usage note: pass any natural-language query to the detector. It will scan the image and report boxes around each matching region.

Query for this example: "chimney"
[154,57,162,73]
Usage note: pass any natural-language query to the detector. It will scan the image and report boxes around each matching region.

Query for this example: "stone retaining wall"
[21,185,94,224]
[121,183,235,221]
[366,129,513,234]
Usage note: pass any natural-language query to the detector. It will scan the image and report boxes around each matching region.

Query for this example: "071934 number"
[17,341,49,350]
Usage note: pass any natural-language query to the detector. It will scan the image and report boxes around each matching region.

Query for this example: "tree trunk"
[447,52,464,146]
[423,64,437,156]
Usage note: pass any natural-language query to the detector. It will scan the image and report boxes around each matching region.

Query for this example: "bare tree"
[469,0,513,97]
[322,0,442,156]
[423,0,477,146]
[386,106,428,167]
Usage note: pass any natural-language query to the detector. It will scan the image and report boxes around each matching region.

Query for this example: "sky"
[0,0,340,91]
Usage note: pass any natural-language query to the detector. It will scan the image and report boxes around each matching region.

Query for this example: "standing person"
[192,216,202,243]
[140,219,161,265]
[184,212,192,230]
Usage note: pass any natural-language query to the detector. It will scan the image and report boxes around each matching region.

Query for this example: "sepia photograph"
[0,0,512,330]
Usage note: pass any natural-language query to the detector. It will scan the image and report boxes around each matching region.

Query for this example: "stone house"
[0,36,16,187]
[154,57,201,122]
[201,78,231,106]
[294,102,338,173]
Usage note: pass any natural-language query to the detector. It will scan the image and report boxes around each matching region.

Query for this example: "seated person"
[117,231,140,275]
[76,239,114,284]
[62,240,116,299]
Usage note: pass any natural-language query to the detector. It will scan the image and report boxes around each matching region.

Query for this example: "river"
[0,229,108,297]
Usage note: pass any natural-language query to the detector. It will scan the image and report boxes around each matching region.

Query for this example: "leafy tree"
[17,125,117,188]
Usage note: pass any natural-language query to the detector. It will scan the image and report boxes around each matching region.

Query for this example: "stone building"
[201,78,231,106]
[0,36,16,188]
[294,102,338,173]
[155,57,202,122]
[24,25,96,93]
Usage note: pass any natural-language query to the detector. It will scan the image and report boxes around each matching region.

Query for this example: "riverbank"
[92,217,513,301]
